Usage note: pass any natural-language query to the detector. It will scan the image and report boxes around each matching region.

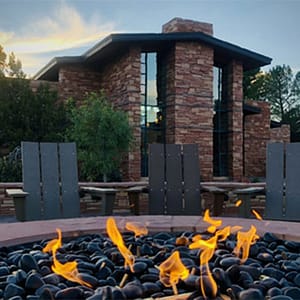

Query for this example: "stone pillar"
[162,18,214,180]
[226,60,244,180]
[162,17,213,35]
[100,47,141,181]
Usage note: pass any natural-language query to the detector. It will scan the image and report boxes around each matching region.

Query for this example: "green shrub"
[66,91,133,181]
[0,147,21,182]
[0,78,67,151]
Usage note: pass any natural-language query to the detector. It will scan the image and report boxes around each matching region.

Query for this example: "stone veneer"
[270,124,290,142]
[244,100,290,178]
[99,47,141,180]
[58,66,102,103]
[163,41,214,180]
[162,17,213,35]
[244,100,271,178]
[226,61,244,180]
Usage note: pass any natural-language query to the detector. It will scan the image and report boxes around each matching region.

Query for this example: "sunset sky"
[1,0,299,78]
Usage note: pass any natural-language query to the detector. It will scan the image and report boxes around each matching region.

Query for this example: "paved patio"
[0,215,299,247]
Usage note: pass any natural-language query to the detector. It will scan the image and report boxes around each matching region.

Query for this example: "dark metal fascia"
[33,56,84,80]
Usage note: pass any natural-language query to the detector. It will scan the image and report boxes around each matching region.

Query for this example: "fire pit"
[0,215,300,299]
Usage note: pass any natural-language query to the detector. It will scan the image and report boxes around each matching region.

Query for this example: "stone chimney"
[162,17,213,36]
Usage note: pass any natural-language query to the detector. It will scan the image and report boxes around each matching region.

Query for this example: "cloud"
[2,2,116,55]
[0,1,117,75]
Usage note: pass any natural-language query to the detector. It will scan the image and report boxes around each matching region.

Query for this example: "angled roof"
[33,32,272,81]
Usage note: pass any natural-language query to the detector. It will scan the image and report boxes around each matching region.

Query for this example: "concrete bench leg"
[13,196,27,222]
[101,193,116,216]
[237,193,251,218]
[128,192,140,215]
[212,193,225,216]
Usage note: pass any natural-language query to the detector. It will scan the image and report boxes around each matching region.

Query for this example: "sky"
[0,0,299,78]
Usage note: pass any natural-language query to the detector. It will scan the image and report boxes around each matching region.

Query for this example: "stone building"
[33,17,289,182]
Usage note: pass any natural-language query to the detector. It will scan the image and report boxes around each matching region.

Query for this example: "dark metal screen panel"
[59,143,80,218]
[285,143,300,220]
[22,142,42,220]
[40,143,61,219]
[265,143,284,219]
[165,144,182,215]
[148,144,165,214]
[182,144,201,215]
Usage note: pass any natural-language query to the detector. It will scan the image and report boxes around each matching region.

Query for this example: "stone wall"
[100,48,141,181]
[58,66,102,102]
[244,100,271,178]
[162,17,213,35]
[270,124,290,142]
[163,19,214,181]
[226,60,244,180]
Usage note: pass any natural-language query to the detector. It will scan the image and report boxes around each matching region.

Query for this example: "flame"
[230,225,243,233]
[190,235,218,298]
[203,209,222,233]
[125,221,148,237]
[252,209,263,220]
[158,250,189,295]
[106,217,135,272]
[233,225,259,262]
[43,229,91,287]
[235,199,242,207]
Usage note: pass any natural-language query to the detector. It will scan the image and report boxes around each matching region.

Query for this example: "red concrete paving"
[0,216,299,247]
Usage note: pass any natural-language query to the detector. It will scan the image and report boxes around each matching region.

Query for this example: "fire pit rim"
[1,215,300,247]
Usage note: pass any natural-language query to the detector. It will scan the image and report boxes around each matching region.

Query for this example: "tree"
[243,65,300,141]
[66,91,133,181]
[243,68,267,101]
[0,45,25,78]
[264,65,300,122]
[0,79,67,151]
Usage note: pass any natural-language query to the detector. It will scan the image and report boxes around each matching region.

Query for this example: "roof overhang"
[34,32,272,81]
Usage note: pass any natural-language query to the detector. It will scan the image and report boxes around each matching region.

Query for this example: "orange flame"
[231,225,243,233]
[235,199,242,207]
[233,225,259,262]
[158,250,189,295]
[190,235,218,298]
[43,229,91,287]
[125,221,148,237]
[106,217,135,272]
[203,209,222,233]
[252,209,263,220]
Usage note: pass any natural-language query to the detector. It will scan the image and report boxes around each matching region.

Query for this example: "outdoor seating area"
[4,141,300,223]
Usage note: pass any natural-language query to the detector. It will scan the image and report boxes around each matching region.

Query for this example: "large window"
[140,52,164,177]
[213,66,229,177]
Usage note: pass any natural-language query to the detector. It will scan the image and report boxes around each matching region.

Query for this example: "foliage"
[243,68,266,101]
[0,45,25,78]
[264,65,300,122]
[0,78,67,151]
[243,65,300,142]
[0,147,22,182]
[66,91,133,181]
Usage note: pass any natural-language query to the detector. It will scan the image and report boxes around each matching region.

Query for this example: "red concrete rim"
[1,216,299,247]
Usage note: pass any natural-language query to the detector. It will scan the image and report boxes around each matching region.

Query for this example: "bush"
[0,78,67,152]
[66,91,133,181]
[0,146,22,182]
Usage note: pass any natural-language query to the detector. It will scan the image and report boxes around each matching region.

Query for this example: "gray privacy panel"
[59,143,80,218]
[265,143,284,220]
[182,144,201,215]
[285,143,300,220]
[22,142,42,220]
[148,144,165,214]
[40,143,61,219]
[165,144,183,215]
